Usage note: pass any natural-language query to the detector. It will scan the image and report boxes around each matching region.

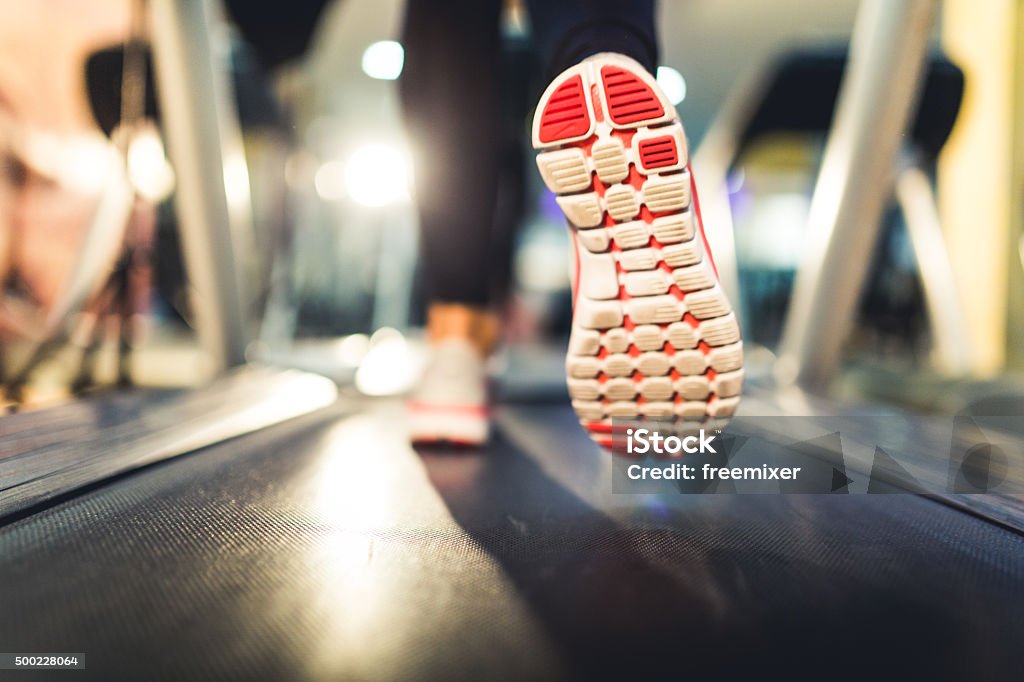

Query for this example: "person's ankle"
[426,303,500,358]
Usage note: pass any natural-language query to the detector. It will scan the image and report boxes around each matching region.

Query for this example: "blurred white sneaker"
[532,52,744,449]
[408,339,489,445]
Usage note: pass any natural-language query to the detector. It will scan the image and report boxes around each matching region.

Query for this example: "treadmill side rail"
[0,367,337,519]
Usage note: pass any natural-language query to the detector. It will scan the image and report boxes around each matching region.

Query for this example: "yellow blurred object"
[939,0,1023,375]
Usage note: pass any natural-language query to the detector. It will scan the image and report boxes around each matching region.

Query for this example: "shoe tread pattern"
[533,55,743,444]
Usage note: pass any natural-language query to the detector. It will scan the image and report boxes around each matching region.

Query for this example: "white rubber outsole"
[531,53,744,448]
[409,404,489,446]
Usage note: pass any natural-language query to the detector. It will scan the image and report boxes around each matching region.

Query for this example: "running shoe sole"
[531,53,744,449]
[408,401,489,446]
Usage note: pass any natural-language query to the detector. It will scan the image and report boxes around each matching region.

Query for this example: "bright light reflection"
[335,333,370,367]
[343,143,411,208]
[127,129,175,201]
[307,418,399,654]
[315,420,396,530]
[656,66,687,105]
[361,40,405,80]
[314,159,346,201]
[66,139,115,193]
[222,154,251,208]
[355,328,420,396]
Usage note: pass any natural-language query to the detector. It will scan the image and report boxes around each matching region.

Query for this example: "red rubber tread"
[538,75,591,143]
[637,136,679,170]
[600,66,664,125]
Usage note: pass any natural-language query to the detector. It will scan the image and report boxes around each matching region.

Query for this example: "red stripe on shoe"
[687,163,719,278]
[538,75,591,143]
[638,136,679,170]
[600,66,665,125]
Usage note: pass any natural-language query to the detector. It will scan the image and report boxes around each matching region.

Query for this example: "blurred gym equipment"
[699,0,970,386]
[778,0,940,387]
[2,11,151,399]
[1,0,1022,678]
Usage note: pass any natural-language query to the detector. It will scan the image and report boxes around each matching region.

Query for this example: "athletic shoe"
[408,339,489,445]
[531,53,743,449]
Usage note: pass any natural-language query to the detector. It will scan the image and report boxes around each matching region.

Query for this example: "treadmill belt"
[0,402,1022,680]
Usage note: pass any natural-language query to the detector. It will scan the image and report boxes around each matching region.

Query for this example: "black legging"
[400,0,658,307]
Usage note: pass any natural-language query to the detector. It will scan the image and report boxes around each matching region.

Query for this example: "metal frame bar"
[692,65,774,320]
[149,0,251,371]
[894,156,972,374]
[777,0,938,389]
